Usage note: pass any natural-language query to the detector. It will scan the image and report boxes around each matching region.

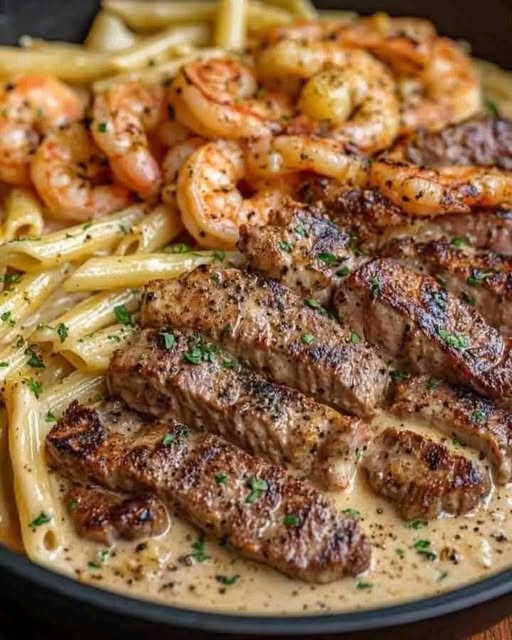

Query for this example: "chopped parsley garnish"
[211,271,221,283]
[82,220,93,231]
[182,337,219,365]
[56,322,69,343]
[413,539,437,561]
[108,334,121,343]
[45,410,57,423]
[437,571,449,582]
[461,291,476,306]
[342,508,360,518]
[317,252,338,266]
[356,581,373,590]
[98,549,110,563]
[183,348,203,365]
[1,311,15,327]
[1,273,21,287]
[159,331,176,350]
[426,378,441,390]
[283,513,300,527]
[485,99,500,117]
[164,243,192,254]
[162,433,176,446]
[215,473,228,485]
[88,561,101,570]
[301,333,315,345]
[350,331,361,345]
[355,447,363,462]
[466,268,493,286]
[395,548,405,559]
[216,574,240,586]
[452,436,466,447]
[348,234,361,254]
[390,369,405,382]
[190,534,210,562]
[245,476,269,503]
[221,355,238,370]
[25,348,45,369]
[336,265,351,277]
[437,327,468,350]
[25,377,42,398]
[450,236,466,248]
[114,304,134,326]
[305,298,321,310]
[97,121,108,133]
[470,409,486,423]
[0,362,7,368]
[294,221,310,237]
[370,277,381,294]
[222,323,232,337]
[30,512,51,527]
[278,241,292,253]
[407,519,427,530]
[67,499,78,512]
[255,86,267,98]
[212,250,225,261]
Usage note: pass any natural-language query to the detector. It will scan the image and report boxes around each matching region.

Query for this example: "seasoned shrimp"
[30,122,133,222]
[0,74,83,185]
[161,136,205,205]
[399,38,482,134]
[92,82,165,199]
[177,140,295,249]
[370,148,512,216]
[168,57,293,140]
[246,135,369,184]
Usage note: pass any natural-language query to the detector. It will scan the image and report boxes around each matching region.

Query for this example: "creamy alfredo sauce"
[24,412,512,614]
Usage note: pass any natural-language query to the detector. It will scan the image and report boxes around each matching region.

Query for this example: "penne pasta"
[85,10,138,51]
[0,265,70,345]
[7,380,64,565]
[111,23,211,71]
[61,323,134,372]
[246,2,293,32]
[31,289,139,349]
[62,251,243,291]
[0,407,22,552]
[102,1,217,32]
[0,205,145,271]
[214,0,247,50]
[39,371,106,419]
[3,188,44,242]
[265,0,317,19]
[115,203,183,255]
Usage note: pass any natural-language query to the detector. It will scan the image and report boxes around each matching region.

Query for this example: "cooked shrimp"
[161,136,205,205]
[155,118,194,148]
[246,135,369,184]
[30,122,133,222]
[168,57,293,140]
[177,140,295,249]
[399,38,482,134]
[370,149,512,216]
[92,82,165,199]
[0,74,83,185]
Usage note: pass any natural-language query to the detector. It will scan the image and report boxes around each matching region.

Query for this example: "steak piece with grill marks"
[46,402,371,582]
[381,237,512,336]
[390,375,512,484]
[334,257,512,407]
[363,427,490,520]
[109,327,368,490]
[141,265,388,418]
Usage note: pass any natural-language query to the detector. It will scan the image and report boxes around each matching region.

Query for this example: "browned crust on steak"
[363,427,490,520]
[65,485,168,545]
[334,258,512,406]
[46,402,371,582]
[390,375,512,484]
[382,237,512,336]
[109,328,369,490]
[140,265,388,418]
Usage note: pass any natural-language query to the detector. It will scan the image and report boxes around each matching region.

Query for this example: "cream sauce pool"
[27,412,512,614]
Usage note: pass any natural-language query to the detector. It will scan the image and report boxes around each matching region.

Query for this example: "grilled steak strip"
[297,180,512,256]
[109,328,368,490]
[363,427,490,520]
[238,204,362,305]
[390,375,512,484]
[334,258,512,407]
[46,402,371,582]
[65,485,168,545]
[141,265,388,418]
[382,237,512,336]
[402,116,512,170]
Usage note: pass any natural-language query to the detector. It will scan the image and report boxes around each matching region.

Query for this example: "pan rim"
[0,544,511,635]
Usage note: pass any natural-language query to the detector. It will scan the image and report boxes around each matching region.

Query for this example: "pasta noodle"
[85,10,138,52]
[3,188,44,242]
[214,0,248,50]
[115,203,184,255]
[38,371,106,418]
[60,324,134,372]
[0,407,21,551]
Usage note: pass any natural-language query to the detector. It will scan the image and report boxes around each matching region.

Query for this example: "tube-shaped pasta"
[3,188,44,242]
[214,0,247,50]
[265,0,317,18]
[85,10,137,51]
[63,251,243,291]
[102,1,217,32]
[31,289,139,349]
[111,23,211,71]
[0,47,112,82]
[115,203,183,255]
[0,340,29,391]
[61,324,134,372]
[0,265,70,346]
[0,407,22,552]
[0,205,145,271]
[7,380,63,565]
[39,371,106,418]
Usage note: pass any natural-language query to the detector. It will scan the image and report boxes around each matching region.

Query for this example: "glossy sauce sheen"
[13,412,512,614]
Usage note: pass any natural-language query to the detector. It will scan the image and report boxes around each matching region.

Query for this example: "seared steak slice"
[109,328,368,490]
[334,258,512,406]
[46,402,371,582]
[141,266,388,418]
[390,375,512,484]
[403,116,512,170]
[363,427,490,520]
[297,180,512,255]
[382,237,512,336]
[65,485,168,545]
[238,204,362,304]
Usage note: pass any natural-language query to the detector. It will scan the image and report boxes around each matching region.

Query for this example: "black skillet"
[0,1,510,637]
